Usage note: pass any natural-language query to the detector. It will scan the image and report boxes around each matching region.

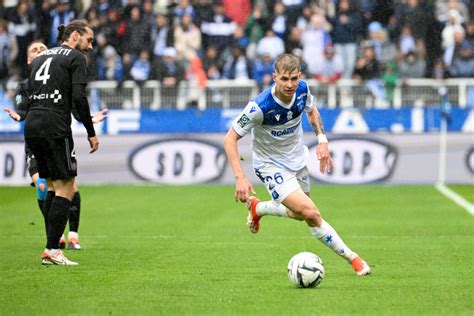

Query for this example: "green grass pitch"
[0,184,473,315]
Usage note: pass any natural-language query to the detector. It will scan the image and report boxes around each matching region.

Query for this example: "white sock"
[309,220,358,262]
[256,201,288,217]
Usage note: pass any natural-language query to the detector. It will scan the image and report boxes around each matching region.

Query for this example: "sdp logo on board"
[128,138,226,184]
[308,137,398,184]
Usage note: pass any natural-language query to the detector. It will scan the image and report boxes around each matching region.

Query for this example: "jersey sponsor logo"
[250,106,256,113]
[307,137,398,184]
[128,138,226,184]
[237,114,250,127]
[32,90,62,103]
[271,124,299,137]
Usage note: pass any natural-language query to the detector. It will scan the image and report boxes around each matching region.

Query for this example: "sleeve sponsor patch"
[237,114,250,127]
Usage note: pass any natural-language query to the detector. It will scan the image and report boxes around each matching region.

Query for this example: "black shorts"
[24,136,77,181]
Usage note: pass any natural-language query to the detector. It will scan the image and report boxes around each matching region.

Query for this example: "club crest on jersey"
[237,114,250,127]
[287,111,293,120]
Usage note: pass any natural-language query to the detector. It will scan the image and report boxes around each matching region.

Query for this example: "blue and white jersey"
[232,80,315,171]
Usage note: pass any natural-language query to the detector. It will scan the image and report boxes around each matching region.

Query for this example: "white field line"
[435,183,474,216]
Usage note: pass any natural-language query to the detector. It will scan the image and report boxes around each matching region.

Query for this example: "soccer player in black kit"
[4,40,108,251]
[24,20,98,265]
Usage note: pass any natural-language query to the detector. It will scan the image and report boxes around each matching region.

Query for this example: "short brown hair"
[273,54,300,74]
[56,20,92,42]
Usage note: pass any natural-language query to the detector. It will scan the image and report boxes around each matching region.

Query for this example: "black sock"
[37,199,44,212]
[42,191,55,236]
[46,196,71,249]
[69,191,81,233]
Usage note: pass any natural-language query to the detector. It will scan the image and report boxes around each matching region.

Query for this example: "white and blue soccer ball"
[287,252,325,288]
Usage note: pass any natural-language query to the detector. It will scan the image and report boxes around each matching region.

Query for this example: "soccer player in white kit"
[224,54,371,276]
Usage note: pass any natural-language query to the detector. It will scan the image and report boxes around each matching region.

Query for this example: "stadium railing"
[86,78,474,110]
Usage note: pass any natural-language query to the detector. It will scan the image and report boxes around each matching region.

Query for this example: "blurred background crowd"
[0,0,472,96]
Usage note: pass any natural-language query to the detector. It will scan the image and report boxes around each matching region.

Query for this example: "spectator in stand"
[398,24,417,57]
[328,0,363,79]
[465,21,474,48]
[174,13,201,61]
[285,25,302,54]
[441,9,465,51]
[256,28,285,60]
[230,25,250,51]
[193,0,214,27]
[450,41,474,78]
[100,8,126,55]
[93,33,124,81]
[154,47,185,108]
[130,50,152,83]
[394,0,432,59]
[123,6,151,61]
[382,62,398,106]
[281,0,306,26]
[151,13,174,63]
[244,5,268,60]
[202,45,223,75]
[252,52,274,91]
[7,0,38,78]
[295,5,312,31]
[141,0,156,28]
[432,58,449,80]
[200,1,236,53]
[222,45,251,80]
[444,30,465,67]
[172,0,195,24]
[314,44,344,84]
[48,0,75,47]
[301,13,332,76]
[0,19,18,83]
[353,44,386,104]
[398,50,426,79]
[222,0,251,26]
[367,21,396,67]
[270,1,287,39]
[437,0,470,25]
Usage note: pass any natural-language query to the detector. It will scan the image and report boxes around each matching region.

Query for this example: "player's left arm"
[306,106,334,174]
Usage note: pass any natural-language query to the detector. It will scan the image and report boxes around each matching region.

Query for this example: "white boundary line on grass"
[435,183,474,216]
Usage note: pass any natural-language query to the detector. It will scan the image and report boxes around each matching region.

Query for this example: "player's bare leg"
[281,189,371,276]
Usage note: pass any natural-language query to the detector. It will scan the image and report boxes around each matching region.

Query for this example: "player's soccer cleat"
[41,249,78,266]
[59,234,66,249]
[67,232,81,250]
[246,196,261,234]
[351,257,371,276]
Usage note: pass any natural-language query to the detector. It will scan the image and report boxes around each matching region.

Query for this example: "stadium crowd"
[0,0,473,102]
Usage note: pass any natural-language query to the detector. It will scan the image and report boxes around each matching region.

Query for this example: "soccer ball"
[287,252,325,288]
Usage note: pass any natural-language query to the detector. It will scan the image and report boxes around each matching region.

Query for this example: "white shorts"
[254,163,310,204]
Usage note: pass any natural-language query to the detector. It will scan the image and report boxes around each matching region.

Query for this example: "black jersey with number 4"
[24,45,92,138]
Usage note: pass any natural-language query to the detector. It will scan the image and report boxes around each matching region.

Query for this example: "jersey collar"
[271,84,296,109]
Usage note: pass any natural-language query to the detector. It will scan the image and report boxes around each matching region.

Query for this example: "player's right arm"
[224,101,262,202]
[224,128,255,203]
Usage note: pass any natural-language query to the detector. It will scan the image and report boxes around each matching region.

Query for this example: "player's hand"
[88,136,99,153]
[235,176,256,203]
[3,108,21,121]
[316,142,334,174]
[92,108,109,124]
